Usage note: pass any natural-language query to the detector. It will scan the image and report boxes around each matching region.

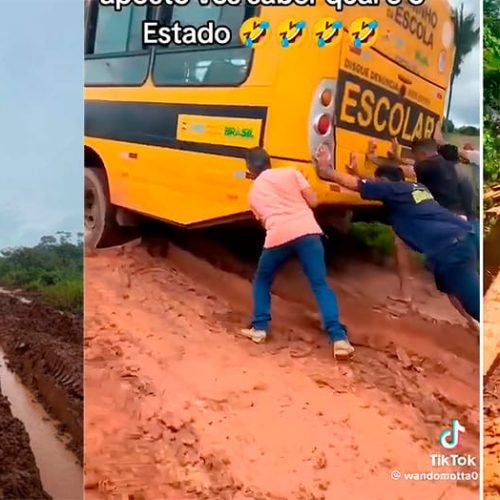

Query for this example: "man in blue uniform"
[314,145,479,321]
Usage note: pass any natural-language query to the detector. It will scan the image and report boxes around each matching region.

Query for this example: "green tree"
[39,235,57,247]
[0,233,83,314]
[443,118,455,133]
[484,3,500,184]
[445,4,480,130]
[485,0,500,18]
[457,125,479,135]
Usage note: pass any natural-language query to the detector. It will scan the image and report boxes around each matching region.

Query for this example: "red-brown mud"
[485,221,500,293]
[0,293,83,462]
[485,273,500,499]
[85,232,479,500]
[0,388,50,499]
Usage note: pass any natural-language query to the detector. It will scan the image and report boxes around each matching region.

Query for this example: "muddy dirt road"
[85,232,479,500]
[0,291,83,499]
[484,221,500,499]
[485,276,500,499]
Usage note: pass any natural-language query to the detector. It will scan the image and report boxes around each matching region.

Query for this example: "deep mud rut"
[0,389,50,499]
[0,291,83,499]
[85,234,479,500]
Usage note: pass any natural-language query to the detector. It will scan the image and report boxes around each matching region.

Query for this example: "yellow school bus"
[84,0,455,247]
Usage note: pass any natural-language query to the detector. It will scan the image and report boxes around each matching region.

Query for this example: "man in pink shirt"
[240,147,354,360]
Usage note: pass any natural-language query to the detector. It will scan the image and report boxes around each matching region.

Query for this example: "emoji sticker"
[240,17,270,48]
[314,18,342,48]
[349,18,379,49]
[277,19,307,48]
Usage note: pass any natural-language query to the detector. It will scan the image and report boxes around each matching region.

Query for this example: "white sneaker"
[333,339,355,360]
[240,327,267,344]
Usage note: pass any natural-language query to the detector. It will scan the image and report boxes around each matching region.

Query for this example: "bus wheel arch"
[84,148,121,248]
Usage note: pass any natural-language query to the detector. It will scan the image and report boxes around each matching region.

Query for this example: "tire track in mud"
[0,293,83,462]
[85,237,479,500]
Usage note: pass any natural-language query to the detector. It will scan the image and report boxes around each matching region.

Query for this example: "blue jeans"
[468,217,480,257]
[430,232,479,321]
[252,234,347,342]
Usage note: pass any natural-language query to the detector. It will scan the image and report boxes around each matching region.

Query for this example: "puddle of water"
[0,349,83,499]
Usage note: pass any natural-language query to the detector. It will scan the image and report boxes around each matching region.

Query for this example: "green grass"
[349,222,395,257]
[40,279,82,314]
[349,222,426,268]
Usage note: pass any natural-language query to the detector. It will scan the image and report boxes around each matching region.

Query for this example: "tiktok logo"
[439,419,465,450]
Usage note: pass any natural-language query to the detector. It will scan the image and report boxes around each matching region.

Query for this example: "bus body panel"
[84,0,454,227]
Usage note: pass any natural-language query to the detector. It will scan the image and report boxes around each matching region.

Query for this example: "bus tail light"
[308,79,337,175]
[314,114,332,135]
[320,89,333,107]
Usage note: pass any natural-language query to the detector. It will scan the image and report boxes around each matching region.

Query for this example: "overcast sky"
[449,0,481,127]
[0,0,82,248]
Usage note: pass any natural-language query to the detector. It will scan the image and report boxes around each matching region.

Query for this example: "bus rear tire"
[85,167,121,249]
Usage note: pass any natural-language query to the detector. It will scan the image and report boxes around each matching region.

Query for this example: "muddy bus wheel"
[84,167,121,248]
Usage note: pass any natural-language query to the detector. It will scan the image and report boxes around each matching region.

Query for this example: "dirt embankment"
[0,293,83,462]
[485,221,500,292]
[0,390,50,499]
[85,231,479,500]
[484,220,500,499]
[485,304,500,500]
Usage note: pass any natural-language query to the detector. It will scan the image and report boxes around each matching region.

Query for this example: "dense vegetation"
[0,232,83,314]
[485,0,500,185]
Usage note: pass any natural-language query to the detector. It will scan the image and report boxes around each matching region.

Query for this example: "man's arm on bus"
[366,138,395,166]
[314,145,361,191]
[315,145,405,203]
[433,119,446,146]
[385,139,416,178]
[365,138,415,180]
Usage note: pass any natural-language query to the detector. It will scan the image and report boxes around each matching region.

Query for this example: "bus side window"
[85,1,152,86]
[152,2,254,87]
[171,3,222,27]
